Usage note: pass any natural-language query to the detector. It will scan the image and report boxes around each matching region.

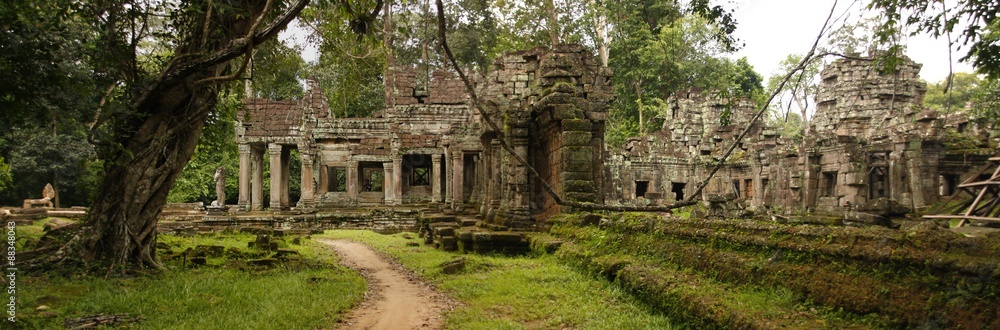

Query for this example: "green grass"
[318,230,677,330]
[14,227,366,329]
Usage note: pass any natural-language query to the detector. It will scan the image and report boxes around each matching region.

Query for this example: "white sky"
[280,0,977,84]
[730,0,974,84]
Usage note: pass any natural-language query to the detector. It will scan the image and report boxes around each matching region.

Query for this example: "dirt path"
[320,239,448,330]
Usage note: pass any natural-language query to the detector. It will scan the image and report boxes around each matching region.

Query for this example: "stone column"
[490,140,502,208]
[392,157,403,205]
[318,165,329,194]
[431,154,442,202]
[445,150,453,204]
[299,153,315,208]
[452,151,464,208]
[347,160,359,203]
[383,162,394,204]
[280,147,291,208]
[268,143,283,210]
[238,144,251,211]
[251,145,264,211]
[752,163,764,208]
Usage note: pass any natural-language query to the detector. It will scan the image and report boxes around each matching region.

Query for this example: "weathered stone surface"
[605,53,993,217]
[234,44,610,226]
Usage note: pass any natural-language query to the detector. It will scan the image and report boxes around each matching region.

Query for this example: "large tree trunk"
[26,0,309,271]
[82,75,218,267]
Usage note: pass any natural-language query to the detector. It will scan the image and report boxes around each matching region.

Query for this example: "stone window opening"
[822,172,837,197]
[744,179,753,199]
[868,152,889,199]
[940,174,959,196]
[359,165,384,192]
[403,154,432,187]
[869,167,888,199]
[671,182,686,201]
[328,167,347,192]
[635,181,649,198]
[411,167,430,186]
[732,180,741,198]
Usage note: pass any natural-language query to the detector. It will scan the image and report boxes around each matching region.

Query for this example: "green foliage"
[2,128,98,206]
[250,39,306,100]
[0,156,11,192]
[924,72,983,114]
[868,0,1000,78]
[765,54,821,133]
[0,0,97,128]
[168,93,241,204]
[606,1,761,144]
[299,0,387,118]
[768,111,804,141]
[973,78,1000,126]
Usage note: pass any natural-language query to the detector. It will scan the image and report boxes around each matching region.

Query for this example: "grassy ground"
[318,230,677,330]
[13,219,366,329]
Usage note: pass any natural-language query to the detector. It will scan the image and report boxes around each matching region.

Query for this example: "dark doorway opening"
[671,182,686,201]
[635,181,649,198]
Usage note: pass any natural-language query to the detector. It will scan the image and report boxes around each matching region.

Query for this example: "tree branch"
[680,0,841,206]
[133,0,309,109]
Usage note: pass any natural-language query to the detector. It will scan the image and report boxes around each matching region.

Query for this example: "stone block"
[562,180,596,193]
[565,192,597,203]
[561,119,593,132]
[562,146,592,164]
[560,171,592,182]
[561,131,592,146]
[563,160,593,172]
[551,104,581,120]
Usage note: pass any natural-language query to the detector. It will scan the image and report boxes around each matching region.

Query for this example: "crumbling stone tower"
[478,45,613,226]
[801,55,936,211]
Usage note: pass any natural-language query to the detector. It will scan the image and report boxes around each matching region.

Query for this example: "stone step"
[424,215,458,223]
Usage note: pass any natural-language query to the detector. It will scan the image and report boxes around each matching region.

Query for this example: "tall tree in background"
[604,0,757,147]
[766,54,821,138]
[924,72,982,114]
[300,0,386,118]
[0,1,101,207]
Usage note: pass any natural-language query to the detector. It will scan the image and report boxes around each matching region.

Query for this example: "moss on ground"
[541,212,1000,328]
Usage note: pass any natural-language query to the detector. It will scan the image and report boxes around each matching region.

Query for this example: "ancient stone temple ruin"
[234,45,612,226]
[608,54,994,216]
[226,43,994,231]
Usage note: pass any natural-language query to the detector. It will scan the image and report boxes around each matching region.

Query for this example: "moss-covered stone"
[560,171,592,182]
[560,131,592,146]
[563,159,593,172]
[565,192,597,203]
[563,146,593,164]
[561,119,593,132]
[551,103,581,119]
[562,180,595,193]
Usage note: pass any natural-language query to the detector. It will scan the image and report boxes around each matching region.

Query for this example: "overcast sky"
[730,0,974,84]
[281,0,977,84]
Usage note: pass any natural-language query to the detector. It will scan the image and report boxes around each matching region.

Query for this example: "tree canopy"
[868,0,1000,78]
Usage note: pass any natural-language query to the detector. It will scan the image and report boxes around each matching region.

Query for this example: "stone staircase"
[418,205,531,255]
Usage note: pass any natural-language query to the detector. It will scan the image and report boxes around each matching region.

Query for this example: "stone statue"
[214,166,226,206]
[22,183,55,209]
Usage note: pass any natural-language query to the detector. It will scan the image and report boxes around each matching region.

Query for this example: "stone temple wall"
[236,44,612,226]
[608,54,993,217]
